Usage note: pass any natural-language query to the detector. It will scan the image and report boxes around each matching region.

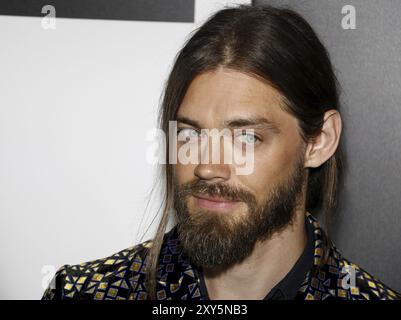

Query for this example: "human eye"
[177,127,200,141]
[235,130,261,145]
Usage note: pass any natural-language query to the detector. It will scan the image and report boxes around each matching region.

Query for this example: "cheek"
[236,146,296,199]
[174,163,196,185]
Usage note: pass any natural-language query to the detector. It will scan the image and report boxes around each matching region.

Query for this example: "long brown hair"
[141,4,346,299]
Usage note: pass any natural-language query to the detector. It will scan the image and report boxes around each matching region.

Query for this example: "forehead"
[177,67,290,127]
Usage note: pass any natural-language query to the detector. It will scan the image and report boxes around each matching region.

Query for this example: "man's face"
[173,67,307,269]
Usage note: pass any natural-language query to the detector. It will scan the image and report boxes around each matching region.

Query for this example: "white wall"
[0,0,251,300]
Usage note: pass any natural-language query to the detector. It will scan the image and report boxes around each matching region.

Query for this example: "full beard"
[173,153,306,270]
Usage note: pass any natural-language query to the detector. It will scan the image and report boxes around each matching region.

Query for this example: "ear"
[304,110,342,168]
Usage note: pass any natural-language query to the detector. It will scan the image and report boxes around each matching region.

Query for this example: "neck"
[202,208,308,300]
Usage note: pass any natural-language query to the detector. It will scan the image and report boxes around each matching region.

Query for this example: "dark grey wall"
[0,0,195,22]
[254,0,401,291]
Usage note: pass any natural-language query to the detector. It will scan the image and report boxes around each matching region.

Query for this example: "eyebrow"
[177,115,280,132]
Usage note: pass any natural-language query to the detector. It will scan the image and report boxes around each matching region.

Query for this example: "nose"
[194,163,231,181]
[194,133,231,181]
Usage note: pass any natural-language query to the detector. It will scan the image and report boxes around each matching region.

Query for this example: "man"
[42,4,401,300]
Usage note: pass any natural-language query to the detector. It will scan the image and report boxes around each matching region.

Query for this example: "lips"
[193,193,241,210]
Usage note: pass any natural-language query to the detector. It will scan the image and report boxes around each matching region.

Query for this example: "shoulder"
[41,239,153,300]
[303,213,401,300]
[338,256,401,300]
[318,244,401,300]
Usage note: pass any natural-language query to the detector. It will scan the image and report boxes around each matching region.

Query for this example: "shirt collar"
[262,215,315,300]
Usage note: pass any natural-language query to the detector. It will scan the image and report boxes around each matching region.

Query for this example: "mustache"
[175,180,256,203]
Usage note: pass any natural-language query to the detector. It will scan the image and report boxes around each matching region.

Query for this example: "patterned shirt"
[42,212,401,300]
[196,215,315,300]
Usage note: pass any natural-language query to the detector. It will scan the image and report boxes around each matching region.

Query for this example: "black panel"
[0,0,194,23]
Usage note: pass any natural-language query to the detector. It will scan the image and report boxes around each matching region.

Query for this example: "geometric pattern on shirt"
[42,212,401,300]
